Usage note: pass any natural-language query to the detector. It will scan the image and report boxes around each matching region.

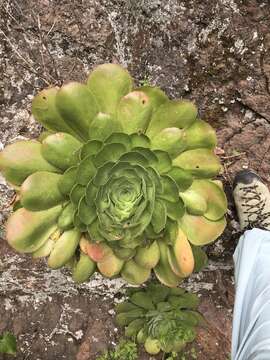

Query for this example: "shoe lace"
[240,184,270,229]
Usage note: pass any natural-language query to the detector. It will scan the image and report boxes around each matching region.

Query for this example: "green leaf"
[167,166,193,192]
[154,240,182,288]
[93,143,126,168]
[6,205,62,253]
[130,291,155,310]
[159,176,179,202]
[0,141,59,186]
[70,184,85,205]
[165,199,185,221]
[56,82,99,140]
[0,332,17,355]
[121,259,151,285]
[119,151,149,167]
[191,245,208,272]
[58,202,76,230]
[132,147,158,165]
[88,112,122,141]
[93,162,115,186]
[130,133,150,148]
[134,241,160,269]
[72,252,96,284]
[125,319,145,338]
[117,91,153,134]
[173,148,221,178]
[41,132,82,171]
[185,118,217,150]
[146,100,198,138]
[87,63,133,114]
[137,85,168,113]
[73,211,87,232]
[32,87,81,140]
[58,166,77,196]
[80,140,103,160]
[78,197,96,225]
[146,283,170,303]
[105,132,132,150]
[48,229,81,269]
[179,213,226,246]
[76,155,96,185]
[151,127,187,158]
[164,219,178,244]
[153,150,172,173]
[151,199,167,233]
[21,171,65,211]
[184,179,227,220]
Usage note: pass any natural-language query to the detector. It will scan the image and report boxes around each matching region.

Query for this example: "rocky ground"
[0,0,270,359]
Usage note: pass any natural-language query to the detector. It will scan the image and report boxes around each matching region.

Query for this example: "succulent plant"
[0,63,227,286]
[115,284,204,354]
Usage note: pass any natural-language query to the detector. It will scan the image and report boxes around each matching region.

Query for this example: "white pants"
[232,229,270,360]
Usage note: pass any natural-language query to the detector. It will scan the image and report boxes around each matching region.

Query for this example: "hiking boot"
[233,170,270,231]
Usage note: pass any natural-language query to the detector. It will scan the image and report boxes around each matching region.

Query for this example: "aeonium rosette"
[0,64,227,286]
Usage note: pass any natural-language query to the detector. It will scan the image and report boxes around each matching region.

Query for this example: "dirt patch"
[1,0,270,359]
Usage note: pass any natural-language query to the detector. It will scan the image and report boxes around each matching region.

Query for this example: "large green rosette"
[0,63,227,286]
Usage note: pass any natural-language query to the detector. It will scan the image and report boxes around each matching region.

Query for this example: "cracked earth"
[0,0,270,359]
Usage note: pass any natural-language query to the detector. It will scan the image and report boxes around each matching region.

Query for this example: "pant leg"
[231,228,270,360]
